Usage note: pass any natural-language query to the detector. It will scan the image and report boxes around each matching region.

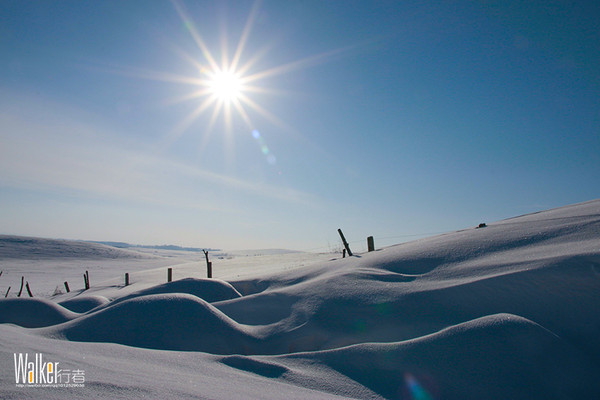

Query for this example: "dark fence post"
[125,273,129,286]
[25,282,33,297]
[83,271,90,290]
[4,286,10,298]
[337,229,353,257]
[342,248,346,258]
[18,276,24,297]
[167,268,173,282]
[203,250,212,278]
[367,236,375,252]
[64,282,70,293]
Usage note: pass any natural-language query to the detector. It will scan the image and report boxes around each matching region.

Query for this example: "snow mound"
[44,293,257,353]
[290,313,600,399]
[211,200,600,355]
[111,277,242,306]
[0,298,79,327]
[59,295,110,313]
[0,235,155,259]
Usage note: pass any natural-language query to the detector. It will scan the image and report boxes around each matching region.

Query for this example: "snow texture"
[1,199,600,399]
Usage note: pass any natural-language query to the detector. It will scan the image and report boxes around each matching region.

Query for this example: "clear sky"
[1,1,599,251]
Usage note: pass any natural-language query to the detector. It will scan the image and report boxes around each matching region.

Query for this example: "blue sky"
[1,1,599,251]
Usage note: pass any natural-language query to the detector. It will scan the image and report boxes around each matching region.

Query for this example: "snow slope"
[1,200,600,399]
[0,235,155,260]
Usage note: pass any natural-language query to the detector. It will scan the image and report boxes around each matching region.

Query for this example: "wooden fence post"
[337,229,353,257]
[167,268,172,282]
[125,273,129,286]
[367,236,375,252]
[4,286,10,298]
[25,282,33,297]
[204,250,212,278]
[17,276,24,297]
[64,282,70,293]
[83,271,90,290]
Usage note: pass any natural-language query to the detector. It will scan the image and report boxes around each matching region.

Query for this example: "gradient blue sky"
[1,1,599,251]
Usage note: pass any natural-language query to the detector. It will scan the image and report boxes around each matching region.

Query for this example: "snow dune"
[282,313,600,399]
[109,277,242,306]
[46,294,257,354]
[0,298,78,328]
[59,295,110,313]
[1,200,599,399]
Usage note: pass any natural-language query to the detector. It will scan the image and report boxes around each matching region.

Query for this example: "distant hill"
[224,249,303,257]
[0,235,157,260]
[90,241,220,253]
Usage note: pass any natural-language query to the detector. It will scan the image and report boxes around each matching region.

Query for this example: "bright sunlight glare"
[208,69,243,102]
[144,0,352,151]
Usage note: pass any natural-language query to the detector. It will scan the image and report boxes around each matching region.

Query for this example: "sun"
[207,69,243,103]
[144,0,349,147]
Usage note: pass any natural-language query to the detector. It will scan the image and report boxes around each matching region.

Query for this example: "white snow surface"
[1,200,600,399]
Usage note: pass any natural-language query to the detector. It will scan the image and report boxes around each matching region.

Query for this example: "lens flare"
[252,129,278,167]
[403,372,434,400]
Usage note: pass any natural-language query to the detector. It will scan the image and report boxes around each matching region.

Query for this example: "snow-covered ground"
[1,200,600,399]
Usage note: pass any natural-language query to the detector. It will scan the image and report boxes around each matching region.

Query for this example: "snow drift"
[45,294,257,353]
[1,199,600,399]
[109,277,242,306]
[0,298,78,327]
[59,295,110,313]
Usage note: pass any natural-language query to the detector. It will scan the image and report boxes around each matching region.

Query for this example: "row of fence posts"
[63,271,89,294]
[57,250,214,295]
[165,250,212,283]
[4,256,210,297]
[338,229,376,258]
[3,233,372,297]
[3,273,34,298]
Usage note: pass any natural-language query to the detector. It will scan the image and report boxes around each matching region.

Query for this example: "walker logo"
[14,353,85,388]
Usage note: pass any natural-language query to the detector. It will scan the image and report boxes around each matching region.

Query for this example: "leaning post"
[17,276,24,297]
[337,229,353,257]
